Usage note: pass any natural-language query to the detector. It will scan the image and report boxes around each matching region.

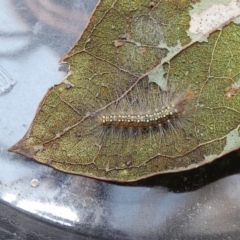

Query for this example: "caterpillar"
[95,82,193,140]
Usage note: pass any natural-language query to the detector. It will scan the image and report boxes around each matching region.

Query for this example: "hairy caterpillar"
[94,82,193,141]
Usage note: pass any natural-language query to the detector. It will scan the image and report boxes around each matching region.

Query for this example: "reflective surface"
[1,1,240,239]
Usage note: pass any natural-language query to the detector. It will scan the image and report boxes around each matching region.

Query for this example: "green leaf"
[9,0,240,182]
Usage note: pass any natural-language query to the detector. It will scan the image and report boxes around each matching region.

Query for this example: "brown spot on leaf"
[114,40,124,48]
[225,84,240,99]
[148,1,156,8]
[119,33,130,40]
[65,83,72,89]
[75,131,82,138]
[52,143,59,149]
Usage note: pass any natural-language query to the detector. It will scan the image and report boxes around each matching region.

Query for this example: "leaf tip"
[8,140,43,159]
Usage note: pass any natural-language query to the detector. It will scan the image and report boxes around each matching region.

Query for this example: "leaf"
[9,0,240,182]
